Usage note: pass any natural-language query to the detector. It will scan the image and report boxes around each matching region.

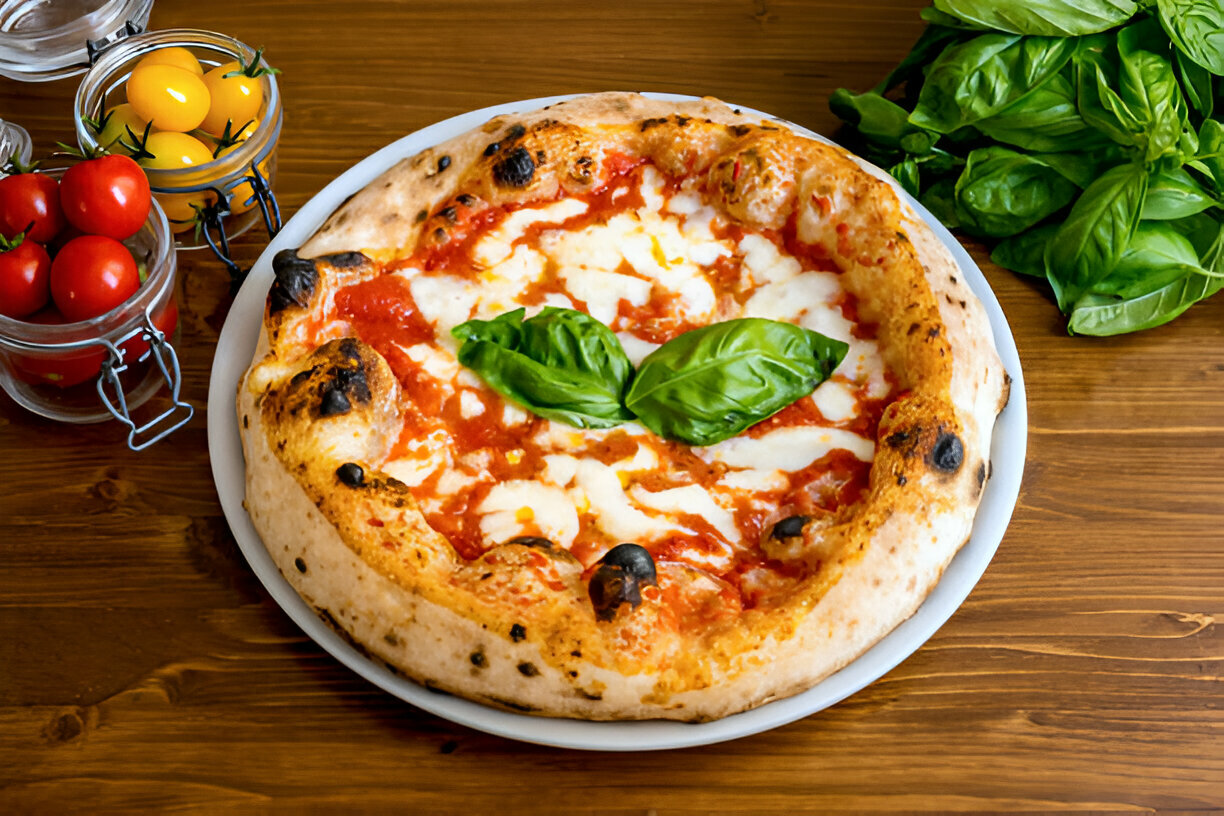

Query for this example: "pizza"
[238,92,1010,722]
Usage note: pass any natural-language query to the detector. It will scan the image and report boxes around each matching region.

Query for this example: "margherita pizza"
[238,92,1009,721]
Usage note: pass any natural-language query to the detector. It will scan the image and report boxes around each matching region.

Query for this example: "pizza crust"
[239,92,1009,721]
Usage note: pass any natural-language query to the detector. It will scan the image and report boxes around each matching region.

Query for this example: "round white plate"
[208,93,1027,751]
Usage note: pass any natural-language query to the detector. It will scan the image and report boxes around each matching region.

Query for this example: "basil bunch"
[453,309,848,446]
[831,0,1224,336]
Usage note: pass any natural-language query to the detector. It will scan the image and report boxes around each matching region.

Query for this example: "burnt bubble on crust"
[493,146,535,188]
[505,535,555,550]
[316,251,369,269]
[269,249,318,314]
[588,543,658,622]
[317,339,372,418]
[929,430,964,473]
[336,462,365,487]
[769,515,811,540]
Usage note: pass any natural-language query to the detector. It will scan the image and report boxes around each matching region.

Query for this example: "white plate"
[208,93,1027,751]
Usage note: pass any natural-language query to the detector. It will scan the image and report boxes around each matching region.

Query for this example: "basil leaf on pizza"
[625,318,849,446]
[453,307,635,429]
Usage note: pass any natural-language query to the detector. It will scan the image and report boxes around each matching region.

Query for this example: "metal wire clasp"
[97,309,194,451]
[195,161,282,290]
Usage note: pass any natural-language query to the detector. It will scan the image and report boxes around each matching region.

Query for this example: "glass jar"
[74,28,283,266]
[0,118,33,172]
[0,0,153,82]
[0,169,192,449]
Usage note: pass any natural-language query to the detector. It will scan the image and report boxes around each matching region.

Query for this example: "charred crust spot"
[976,461,987,488]
[886,430,912,448]
[576,156,593,167]
[470,651,487,668]
[896,231,909,242]
[571,649,582,658]
[336,462,365,487]
[423,680,450,695]
[727,124,752,137]
[675,115,690,127]
[505,123,526,140]
[242,414,249,429]
[929,431,964,473]
[907,322,921,336]
[294,557,307,573]
[509,623,526,642]
[517,662,539,677]
[384,632,399,646]
[483,141,500,157]
[959,299,967,309]
[415,209,428,223]
[269,249,317,314]
[493,146,535,188]
[436,155,451,173]
[506,535,554,550]
[576,688,603,700]
[589,543,658,622]
[438,206,457,221]
[770,515,810,539]
[433,227,448,243]
[318,388,350,416]
[639,116,668,131]
[487,696,537,713]
[897,473,908,486]
[456,193,476,206]
[949,274,958,284]
[317,251,368,269]
[535,149,546,164]
[928,326,941,338]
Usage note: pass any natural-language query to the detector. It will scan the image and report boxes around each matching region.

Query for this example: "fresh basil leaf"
[1045,162,1149,311]
[1074,37,1141,146]
[1069,265,1223,334]
[1090,221,1202,296]
[1195,118,1224,192]
[890,157,922,197]
[930,0,1138,36]
[1116,21,1189,161]
[1175,49,1214,119]
[453,307,635,429]
[1141,166,1219,219]
[954,146,1079,237]
[991,223,1061,277]
[920,5,990,29]
[624,319,849,447]
[910,34,1079,133]
[829,89,934,150]
[1167,210,1224,256]
[975,67,1111,154]
[1156,0,1224,75]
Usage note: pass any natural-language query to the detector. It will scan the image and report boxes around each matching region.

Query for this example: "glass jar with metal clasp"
[74,27,284,286]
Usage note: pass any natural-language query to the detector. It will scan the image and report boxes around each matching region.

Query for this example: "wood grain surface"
[2,1,1223,812]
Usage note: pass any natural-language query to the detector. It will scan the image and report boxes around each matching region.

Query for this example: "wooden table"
[3,1,1223,811]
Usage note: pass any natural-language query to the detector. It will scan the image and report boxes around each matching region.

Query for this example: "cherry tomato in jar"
[49,235,141,322]
[126,63,211,133]
[90,103,150,155]
[59,154,151,241]
[0,235,51,319]
[12,307,108,388]
[199,50,277,137]
[136,131,218,231]
[134,46,203,76]
[0,171,66,243]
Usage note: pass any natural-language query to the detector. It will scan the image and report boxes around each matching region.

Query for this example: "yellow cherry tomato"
[126,64,211,132]
[134,47,203,76]
[94,103,149,154]
[216,142,273,214]
[138,131,215,170]
[199,61,263,137]
[139,132,216,231]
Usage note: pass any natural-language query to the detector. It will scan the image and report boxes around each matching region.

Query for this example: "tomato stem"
[224,46,281,79]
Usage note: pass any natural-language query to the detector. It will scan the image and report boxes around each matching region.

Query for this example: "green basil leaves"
[453,307,635,429]
[624,319,849,446]
[453,309,849,446]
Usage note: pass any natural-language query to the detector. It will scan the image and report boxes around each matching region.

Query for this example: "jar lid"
[0,119,32,172]
[0,0,154,82]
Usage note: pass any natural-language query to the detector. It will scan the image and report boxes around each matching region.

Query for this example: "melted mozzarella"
[477,480,579,548]
[570,459,690,541]
[739,233,801,284]
[811,381,857,422]
[559,267,652,325]
[629,484,739,543]
[473,198,589,266]
[701,426,874,472]
[616,332,661,367]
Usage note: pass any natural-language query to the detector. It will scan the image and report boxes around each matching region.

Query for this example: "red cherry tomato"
[0,236,52,319]
[59,155,151,240]
[12,307,108,388]
[0,172,66,244]
[49,235,140,322]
